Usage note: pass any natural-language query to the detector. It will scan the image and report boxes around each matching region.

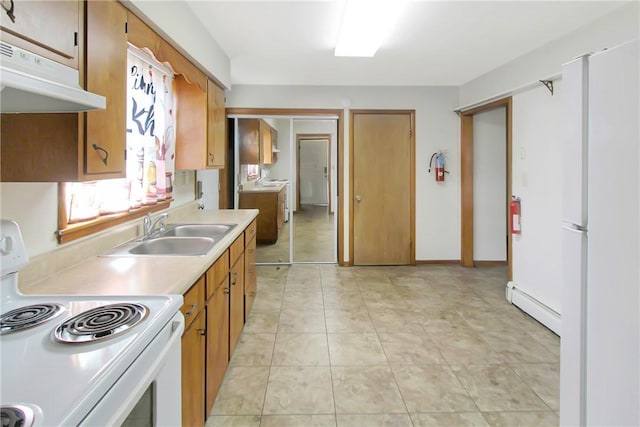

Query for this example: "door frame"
[225,108,345,266]
[296,133,332,212]
[459,97,513,280]
[349,109,416,265]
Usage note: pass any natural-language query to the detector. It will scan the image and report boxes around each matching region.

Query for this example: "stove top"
[0,220,183,426]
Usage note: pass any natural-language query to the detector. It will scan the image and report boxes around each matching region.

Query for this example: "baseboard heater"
[506,282,561,335]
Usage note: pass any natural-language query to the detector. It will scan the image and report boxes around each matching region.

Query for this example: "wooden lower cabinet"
[244,233,257,322]
[229,252,245,356]
[239,188,285,244]
[180,222,258,426]
[181,311,206,427]
[205,255,230,415]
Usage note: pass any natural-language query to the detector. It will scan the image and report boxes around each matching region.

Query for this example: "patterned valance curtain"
[126,45,176,207]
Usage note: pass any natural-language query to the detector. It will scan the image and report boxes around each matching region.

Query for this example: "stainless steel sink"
[159,223,236,239]
[101,236,216,257]
[129,237,215,256]
[99,223,237,257]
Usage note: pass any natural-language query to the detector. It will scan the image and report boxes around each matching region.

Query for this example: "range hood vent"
[0,42,106,113]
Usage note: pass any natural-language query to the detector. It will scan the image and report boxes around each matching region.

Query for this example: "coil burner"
[1,304,64,335]
[54,303,148,343]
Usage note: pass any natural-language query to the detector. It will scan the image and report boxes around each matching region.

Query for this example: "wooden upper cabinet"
[175,78,227,170]
[238,118,277,165]
[85,0,127,176]
[0,0,127,182]
[238,118,260,165]
[0,0,80,68]
[207,80,226,168]
[260,120,273,165]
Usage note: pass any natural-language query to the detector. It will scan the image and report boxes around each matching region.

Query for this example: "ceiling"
[185,1,629,87]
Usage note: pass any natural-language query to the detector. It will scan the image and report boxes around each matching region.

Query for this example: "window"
[57,46,176,244]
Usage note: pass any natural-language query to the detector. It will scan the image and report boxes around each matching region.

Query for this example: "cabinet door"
[207,80,226,168]
[85,0,127,177]
[277,188,285,229]
[181,312,206,427]
[206,281,229,415]
[175,75,207,170]
[0,0,79,68]
[260,120,273,164]
[229,253,245,355]
[244,235,257,322]
[238,119,259,164]
[271,128,278,163]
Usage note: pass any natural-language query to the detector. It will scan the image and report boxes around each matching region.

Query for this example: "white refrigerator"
[560,39,639,426]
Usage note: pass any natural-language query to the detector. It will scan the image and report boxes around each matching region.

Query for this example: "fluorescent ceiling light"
[334,0,409,57]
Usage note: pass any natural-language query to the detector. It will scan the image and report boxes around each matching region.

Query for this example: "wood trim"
[126,11,206,91]
[474,260,508,267]
[225,108,345,266]
[460,114,474,267]
[459,97,513,280]
[349,110,416,265]
[57,199,172,244]
[226,108,341,117]
[416,260,461,265]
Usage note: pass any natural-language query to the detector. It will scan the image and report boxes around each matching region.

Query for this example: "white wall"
[227,85,461,262]
[511,83,564,314]
[460,2,639,107]
[473,108,507,261]
[125,0,231,88]
[0,173,197,258]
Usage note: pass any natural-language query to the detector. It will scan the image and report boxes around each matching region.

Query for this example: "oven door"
[79,312,184,426]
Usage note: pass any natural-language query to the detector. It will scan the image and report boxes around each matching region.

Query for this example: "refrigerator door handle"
[562,224,587,233]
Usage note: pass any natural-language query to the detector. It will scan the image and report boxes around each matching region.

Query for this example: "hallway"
[207,264,559,426]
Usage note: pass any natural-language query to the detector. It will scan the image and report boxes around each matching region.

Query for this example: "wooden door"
[352,112,414,265]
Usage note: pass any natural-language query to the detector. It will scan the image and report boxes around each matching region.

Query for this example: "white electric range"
[0,220,184,427]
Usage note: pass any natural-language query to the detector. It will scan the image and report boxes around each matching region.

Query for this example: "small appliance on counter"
[0,220,184,427]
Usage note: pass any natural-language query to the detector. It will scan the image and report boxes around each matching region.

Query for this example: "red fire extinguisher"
[429,152,447,182]
[510,196,521,235]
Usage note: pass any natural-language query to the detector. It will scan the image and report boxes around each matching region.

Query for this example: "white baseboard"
[506,282,561,335]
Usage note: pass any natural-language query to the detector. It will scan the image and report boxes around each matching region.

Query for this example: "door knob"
[355,195,362,202]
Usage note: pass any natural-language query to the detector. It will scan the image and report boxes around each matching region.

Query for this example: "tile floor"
[206,264,560,427]
[257,204,336,264]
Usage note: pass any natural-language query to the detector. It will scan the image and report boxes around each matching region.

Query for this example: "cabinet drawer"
[245,219,257,245]
[230,233,244,264]
[181,275,205,330]
[206,250,229,299]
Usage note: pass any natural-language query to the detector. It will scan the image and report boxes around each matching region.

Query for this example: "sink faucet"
[143,212,169,239]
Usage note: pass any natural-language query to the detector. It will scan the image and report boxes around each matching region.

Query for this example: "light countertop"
[238,182,286,193]
[20,209,258,297]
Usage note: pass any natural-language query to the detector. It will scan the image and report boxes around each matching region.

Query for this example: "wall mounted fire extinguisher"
[429,152,447,182]
[510,196,521,235]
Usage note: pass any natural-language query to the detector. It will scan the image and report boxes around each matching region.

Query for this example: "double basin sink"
[101,224,237,257]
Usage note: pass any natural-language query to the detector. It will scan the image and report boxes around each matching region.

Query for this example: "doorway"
[459,98,513,278]
[226,110,343,265]
[351,110,415,265]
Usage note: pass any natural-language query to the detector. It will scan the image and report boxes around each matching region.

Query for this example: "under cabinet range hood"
[0,42,106,113]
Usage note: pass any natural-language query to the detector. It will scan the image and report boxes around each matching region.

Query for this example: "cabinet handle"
[231,271,238,285]
[185,303,197,315]
[224,287,230,295]
[2,0,15,22]
[248,292,256,297]
[197,328,206,336]
[92,144,109,166]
